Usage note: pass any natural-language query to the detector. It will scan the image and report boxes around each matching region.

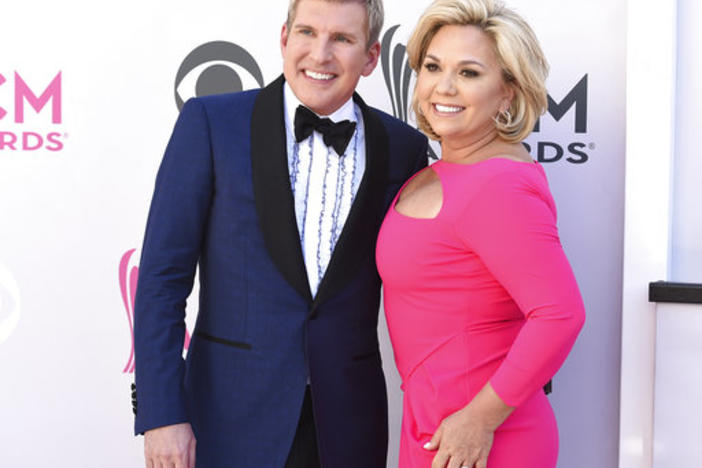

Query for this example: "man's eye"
[334,35,350,43]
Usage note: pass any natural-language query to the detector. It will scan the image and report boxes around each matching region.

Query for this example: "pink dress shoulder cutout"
[376,158,585,468]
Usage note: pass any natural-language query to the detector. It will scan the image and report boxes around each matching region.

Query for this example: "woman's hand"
[424,383,513,468]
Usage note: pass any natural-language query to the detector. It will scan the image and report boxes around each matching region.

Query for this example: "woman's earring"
[494,108,513,127]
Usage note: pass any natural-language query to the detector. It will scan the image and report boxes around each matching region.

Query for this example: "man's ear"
[361,41,382,77]
[280,23,289,56]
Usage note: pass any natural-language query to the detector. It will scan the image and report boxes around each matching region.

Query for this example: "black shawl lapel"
[251,75,313,303]
[313,93,389,309]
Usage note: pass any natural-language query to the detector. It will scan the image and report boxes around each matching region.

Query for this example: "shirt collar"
[284,82,357,134]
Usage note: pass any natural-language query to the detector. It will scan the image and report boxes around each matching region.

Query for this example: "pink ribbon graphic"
[120,249,191,374]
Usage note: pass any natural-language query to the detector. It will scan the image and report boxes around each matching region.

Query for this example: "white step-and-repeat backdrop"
[0,1,624,466]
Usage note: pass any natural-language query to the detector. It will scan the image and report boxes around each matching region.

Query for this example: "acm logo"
[0,72,65,152]
[380,25,592,164]
[527,75,590,164]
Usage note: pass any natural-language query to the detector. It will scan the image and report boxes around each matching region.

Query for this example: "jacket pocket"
[195,331,252,350]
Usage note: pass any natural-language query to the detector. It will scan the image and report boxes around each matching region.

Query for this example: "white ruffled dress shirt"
[283,83,366,297]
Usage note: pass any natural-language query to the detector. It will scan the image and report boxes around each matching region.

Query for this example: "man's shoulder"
[187,88,263,115]
[197,88,262,103]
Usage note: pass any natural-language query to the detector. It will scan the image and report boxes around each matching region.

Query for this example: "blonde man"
[133,1,428,467]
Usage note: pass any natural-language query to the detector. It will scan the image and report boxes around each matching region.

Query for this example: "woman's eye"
[424,63,439,72]
[461,69,479,78]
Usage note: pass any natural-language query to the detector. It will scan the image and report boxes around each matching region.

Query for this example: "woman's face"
[415,24,513,143]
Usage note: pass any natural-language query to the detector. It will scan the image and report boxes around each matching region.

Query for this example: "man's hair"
[407,0,549,142]
[286,0,385,49]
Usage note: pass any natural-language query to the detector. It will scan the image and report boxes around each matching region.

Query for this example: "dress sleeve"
[454,167,585,407]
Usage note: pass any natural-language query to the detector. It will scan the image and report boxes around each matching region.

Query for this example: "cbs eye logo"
[0,264,21,345]
[174,41,265,111]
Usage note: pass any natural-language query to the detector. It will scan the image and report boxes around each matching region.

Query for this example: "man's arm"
[133,98,214,449]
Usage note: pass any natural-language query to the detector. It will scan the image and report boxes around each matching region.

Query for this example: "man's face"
[281,0,380,116]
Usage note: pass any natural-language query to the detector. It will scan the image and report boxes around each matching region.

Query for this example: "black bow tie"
[294,105,357,156]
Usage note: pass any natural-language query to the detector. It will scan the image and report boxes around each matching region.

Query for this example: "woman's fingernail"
[423,442,432,449]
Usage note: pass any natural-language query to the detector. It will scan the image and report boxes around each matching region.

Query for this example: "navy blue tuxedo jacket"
[133,75,428,467]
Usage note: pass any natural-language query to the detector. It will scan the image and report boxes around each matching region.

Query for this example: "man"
[133,0,428,467]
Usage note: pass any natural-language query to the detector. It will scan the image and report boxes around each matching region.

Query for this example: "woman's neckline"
[435,156,538,167]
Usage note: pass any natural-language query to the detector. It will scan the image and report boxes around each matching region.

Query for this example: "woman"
[376,1,585,467]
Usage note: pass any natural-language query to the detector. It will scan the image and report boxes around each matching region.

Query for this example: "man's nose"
[309,37,333,63]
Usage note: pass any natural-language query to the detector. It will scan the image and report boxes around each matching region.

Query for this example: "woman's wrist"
[463,382,515,431]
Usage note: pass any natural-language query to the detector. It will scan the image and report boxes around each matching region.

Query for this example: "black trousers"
[285,386,322,468]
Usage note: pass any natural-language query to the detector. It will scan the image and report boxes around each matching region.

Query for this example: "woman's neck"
[440,128,500,164]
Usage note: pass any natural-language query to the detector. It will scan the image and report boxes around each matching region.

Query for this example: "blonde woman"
[376,1,585,467]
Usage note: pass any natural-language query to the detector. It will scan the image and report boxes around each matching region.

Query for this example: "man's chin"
[300,95,344,116]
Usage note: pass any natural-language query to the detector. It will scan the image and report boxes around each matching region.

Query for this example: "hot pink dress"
[376,158,585,468]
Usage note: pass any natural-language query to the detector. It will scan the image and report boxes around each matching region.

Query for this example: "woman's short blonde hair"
[407,0,549,142]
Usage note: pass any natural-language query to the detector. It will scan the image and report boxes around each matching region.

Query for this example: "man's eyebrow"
[331,29,358,38]
[294,23,359,40]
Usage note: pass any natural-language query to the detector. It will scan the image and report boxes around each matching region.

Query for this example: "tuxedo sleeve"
[133,98,214,434]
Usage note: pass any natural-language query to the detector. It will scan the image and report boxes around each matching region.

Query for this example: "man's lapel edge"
[250,75,313,303]
[313,94,390,308]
